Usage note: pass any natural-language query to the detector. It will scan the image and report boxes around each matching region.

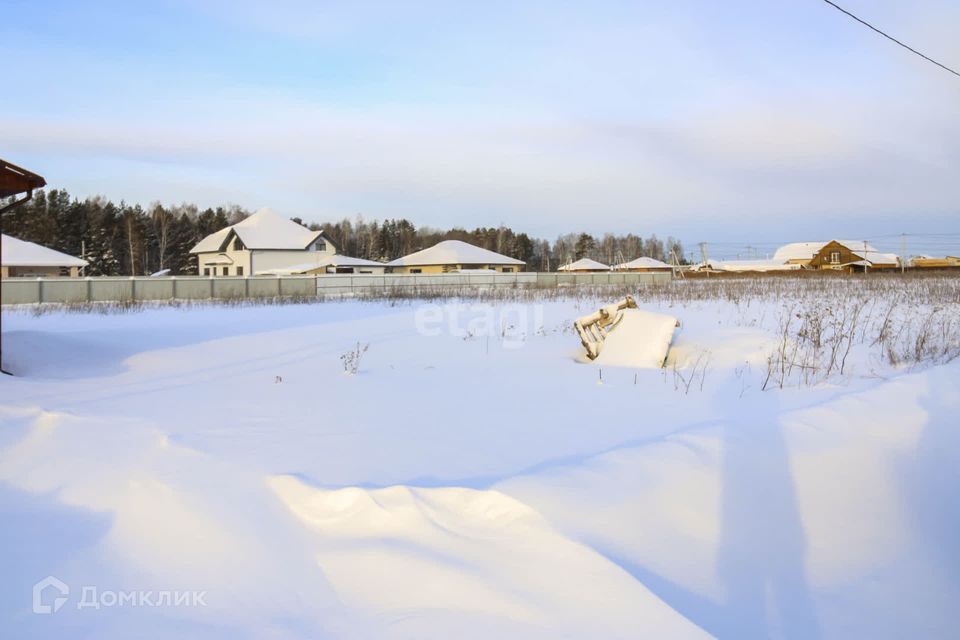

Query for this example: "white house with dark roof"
[190,208,340,276]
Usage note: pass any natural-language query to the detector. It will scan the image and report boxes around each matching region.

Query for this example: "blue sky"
[2,0,959,255]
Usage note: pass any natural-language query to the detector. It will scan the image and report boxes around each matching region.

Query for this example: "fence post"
[171,276,177,300]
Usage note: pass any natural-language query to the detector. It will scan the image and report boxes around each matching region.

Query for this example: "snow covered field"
[2,278,959,639]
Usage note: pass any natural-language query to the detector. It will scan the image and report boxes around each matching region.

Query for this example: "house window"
[312,240,326,251]
[233,237,245,251]
[203,267,211,276]
[410,268,422,274]
[59,267,70,276]
[830,251,841,264]
[502,267,513,273]
[223,267,230,276]
[442,265,453,273]
[236,266,244,276]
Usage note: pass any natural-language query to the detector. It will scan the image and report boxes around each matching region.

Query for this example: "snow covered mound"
[268,475,708,640]
[587,308,678,368]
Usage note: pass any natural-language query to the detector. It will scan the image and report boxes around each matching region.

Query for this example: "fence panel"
[2,270,672,305]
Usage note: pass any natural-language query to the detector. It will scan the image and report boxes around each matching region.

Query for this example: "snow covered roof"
[558,258,610,272]
[255,255,386,275]
[860,251,900,266]
[910,255,960,265]
[1,234,87,267]
[773,240,893,264]
[773,242,827,262]
[321,255,386,268]
[387,240,524,267]
[707,259,801,272]
[191,208,325,253]
[613,256,671,270]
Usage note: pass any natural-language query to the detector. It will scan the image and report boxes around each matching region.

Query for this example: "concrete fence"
[1,272,671,305]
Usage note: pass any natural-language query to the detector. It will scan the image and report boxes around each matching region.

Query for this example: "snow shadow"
[712,395,821,639]
[0,482,112,627]
[900,369,960,604]
[611,392,821,639]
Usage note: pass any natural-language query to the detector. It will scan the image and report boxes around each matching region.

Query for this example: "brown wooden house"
[809,240,900,272]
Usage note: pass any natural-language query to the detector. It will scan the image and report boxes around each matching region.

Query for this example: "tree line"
[3,189,685,275]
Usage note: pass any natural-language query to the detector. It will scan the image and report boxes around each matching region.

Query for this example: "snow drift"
[2,294,958,638]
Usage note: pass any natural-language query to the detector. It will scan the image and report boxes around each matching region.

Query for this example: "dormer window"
[312,239,326,252]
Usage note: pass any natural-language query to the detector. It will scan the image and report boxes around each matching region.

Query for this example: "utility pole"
[901,233,906,274]
[863,240,869,275]
[699,242,709,278]
[671,248,685,279]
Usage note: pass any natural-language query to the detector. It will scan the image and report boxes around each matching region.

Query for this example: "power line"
[820,0,960,79]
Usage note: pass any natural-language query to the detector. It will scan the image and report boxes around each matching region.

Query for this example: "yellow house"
[388,240,524,274]
[910,255,960,269]
[1,234,87,277]
[190,208,338,276]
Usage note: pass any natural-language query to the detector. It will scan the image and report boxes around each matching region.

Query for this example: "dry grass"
[8,275,959,389]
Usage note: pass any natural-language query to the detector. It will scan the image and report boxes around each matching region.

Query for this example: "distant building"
[809,240,899,271]
[388,240,524,274]
[1,234,87,277]
[773,240,900,271]
[190,208,341,276]
[773,242,829,267]
[613,257,672,273]
[258,255,387,275]
[557,258,610,272]
[702,259,801,273]
[909,255,960,269]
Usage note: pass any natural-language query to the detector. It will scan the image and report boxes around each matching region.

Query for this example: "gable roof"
[814,240,899,266]
[558,258,610,271]
[613,256,671,270]
[2,234,87,267]
[190,208,325,253]
[387,240,524,267]
[773,240,891,263]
